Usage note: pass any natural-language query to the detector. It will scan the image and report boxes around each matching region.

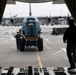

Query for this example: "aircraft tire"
[38,38,43,51]
[20,39,25,52]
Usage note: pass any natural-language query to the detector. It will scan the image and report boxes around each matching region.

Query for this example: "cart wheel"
[20,39,25,51]
[38,38,43,51]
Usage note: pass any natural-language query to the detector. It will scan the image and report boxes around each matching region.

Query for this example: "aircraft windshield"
[27,18,35,22]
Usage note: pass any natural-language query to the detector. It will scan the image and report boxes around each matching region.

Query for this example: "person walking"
[15,32,22,50]
[63,19,76,70]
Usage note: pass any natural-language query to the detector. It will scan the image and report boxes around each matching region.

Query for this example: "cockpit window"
[27,18,35,22]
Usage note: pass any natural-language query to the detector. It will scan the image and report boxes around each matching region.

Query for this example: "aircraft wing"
[7,0,16,4]
[53,0,65,4]
[7,0,65,4]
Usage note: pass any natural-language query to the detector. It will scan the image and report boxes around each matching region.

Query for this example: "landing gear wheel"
[38,38,43,51]
[20,39,25,52]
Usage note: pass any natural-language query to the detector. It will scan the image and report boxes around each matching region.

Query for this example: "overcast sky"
[3,1,71,18]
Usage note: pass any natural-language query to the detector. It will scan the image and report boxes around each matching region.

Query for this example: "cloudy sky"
[3,1,71,18]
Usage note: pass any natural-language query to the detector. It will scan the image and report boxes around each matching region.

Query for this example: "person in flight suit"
[15,32,22,50]
[63,19,76,70]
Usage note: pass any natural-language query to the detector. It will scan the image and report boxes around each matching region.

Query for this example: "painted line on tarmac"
[44,44,62,66]
[54,48,68,60]
[47,49,62,66]
[44,44,51,50]
[43,38,50,43]
[61,48,68,60]
[36,50,43,68]
[44,43,62,66]
[54,48,66,55]
[9,30,15,40]
[63,57,68,60]
[61,48,66,52]
[54,50,63,55]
